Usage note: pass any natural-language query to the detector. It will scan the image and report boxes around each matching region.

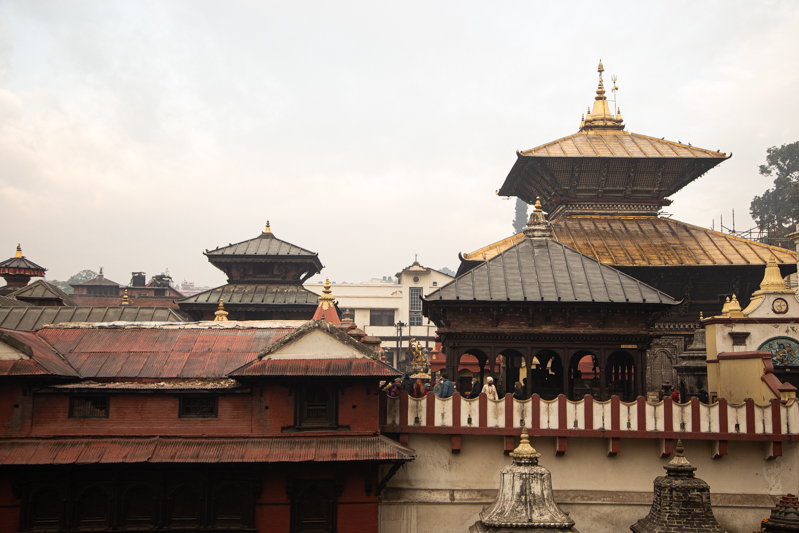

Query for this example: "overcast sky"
[1,1,797,289]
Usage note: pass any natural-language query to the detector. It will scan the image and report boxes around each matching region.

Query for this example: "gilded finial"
[534,197,543,212]
[759,255,788,292]
[699,311,704,320]
[598,59,604,73]
[264,220,271,234]
[214,298,229,321]
[668,438,692,467]
[121,289,131,306]
[510,421,541,464]
[14,244,22,258]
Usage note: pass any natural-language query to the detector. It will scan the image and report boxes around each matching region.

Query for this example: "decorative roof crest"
[523,196,553,239]
[214,298,229,321]
[759,255,790,293]
[15,244,22,258]
[121,289,131,306]
[263,220,272,234]
[580,59,625,133]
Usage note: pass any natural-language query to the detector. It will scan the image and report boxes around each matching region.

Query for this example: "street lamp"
[395,321,406,369]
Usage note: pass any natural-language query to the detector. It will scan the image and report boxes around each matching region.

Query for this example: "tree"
[50,269,98,294]
[750,142,799,240]
[512,198,528,234]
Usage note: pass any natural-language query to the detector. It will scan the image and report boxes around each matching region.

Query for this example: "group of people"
[385,373,503,400]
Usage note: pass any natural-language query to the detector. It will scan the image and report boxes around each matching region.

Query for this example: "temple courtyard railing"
[380,392,798,459]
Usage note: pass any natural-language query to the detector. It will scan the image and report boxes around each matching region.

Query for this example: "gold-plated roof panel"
[461,217,796,268]
[519,131,726,159]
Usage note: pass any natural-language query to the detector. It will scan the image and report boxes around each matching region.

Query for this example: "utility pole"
[395,321,406,370]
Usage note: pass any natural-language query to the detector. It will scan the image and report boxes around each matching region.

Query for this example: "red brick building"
[0,319,411,533]
[71,270,185,309]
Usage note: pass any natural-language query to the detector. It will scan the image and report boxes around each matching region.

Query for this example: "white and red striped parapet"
[380,392,799,459]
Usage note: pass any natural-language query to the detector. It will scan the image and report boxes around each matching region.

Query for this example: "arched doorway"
[499,349,524,397]
[532,350,563,400]
[457,349,489,394]
[569,350,599,400]
[606,351,635,401]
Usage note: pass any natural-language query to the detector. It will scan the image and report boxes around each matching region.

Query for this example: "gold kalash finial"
[15,244,22,258]
[121,289,131,306]
[580,59,624,133]
[318,278,335,311]
[510,422,541,465]
[263,220,272,234]
[214,298,229,321]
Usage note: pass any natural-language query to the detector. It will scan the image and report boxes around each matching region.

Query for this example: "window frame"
[295,384,337,429]
[69,396,110,419]
[178,396,219,419]
[369,308,395,327]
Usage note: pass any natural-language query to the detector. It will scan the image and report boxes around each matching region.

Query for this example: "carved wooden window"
[76,486,110,529]
[29,486,63,531]
[122,485,156,527]
[69,396,109,419]
[297,385,336,428]
[292,482,336,533]
[179,396,218,418]
[213,484,245,526]
[169,486,201,527]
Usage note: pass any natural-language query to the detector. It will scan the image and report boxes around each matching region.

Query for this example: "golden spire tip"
[534,196,543,212]
[15,244,22,258]
[264,220,271,233]
[214,297,229,321]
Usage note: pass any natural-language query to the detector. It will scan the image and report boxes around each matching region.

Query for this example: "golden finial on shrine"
[534,197,543,212]
[214,298,229,321]
[15,244,22,258]
[510,421,541,464]
[264,220,272,234]
[121,289,131,306]
[598,59,604,73]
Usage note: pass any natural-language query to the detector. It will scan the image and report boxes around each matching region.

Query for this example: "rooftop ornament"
[470,423,578,533]
[523,197,553,240]
[579,59,625,133]
[263,220,272,235]
[312,278,340,324]
[214,298,229,321]
[121,289,131,306]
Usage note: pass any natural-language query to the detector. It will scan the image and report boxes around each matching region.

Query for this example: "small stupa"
[470,424,578,533]
[631,439,725,533]
[759,494,799,533]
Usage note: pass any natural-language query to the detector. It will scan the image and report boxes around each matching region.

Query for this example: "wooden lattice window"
[179,396,218,418]
[297,385,336,428]
[69,396,109,419]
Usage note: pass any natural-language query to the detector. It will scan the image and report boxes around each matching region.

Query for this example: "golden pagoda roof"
[461,216,797,267]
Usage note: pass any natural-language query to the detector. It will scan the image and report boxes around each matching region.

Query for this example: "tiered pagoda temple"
[0,245,46,296]
[460,61,796,395]
[178,222,325,321]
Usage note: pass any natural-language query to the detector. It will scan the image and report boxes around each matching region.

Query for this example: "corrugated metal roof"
[0,436,415,464]
[0,255,46,271]
[0,306,187,331]
[37,327,294,378]
[11,280,77,306]
[0,328,79,377]
[430,237,679,304]
[206,232,318,258]
[49,378,243,390]
[178,284,320,306]
[74,273,123,286]
[231,358,401,377]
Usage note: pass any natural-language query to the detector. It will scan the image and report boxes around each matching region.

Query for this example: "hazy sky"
[1,1,797,289]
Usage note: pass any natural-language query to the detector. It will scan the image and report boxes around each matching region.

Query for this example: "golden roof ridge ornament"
[580,59,625,133]
[759,255,790,292]
[121,289,131,306]
[263,220,272,234]
[214,298,229,321]
[15,244,22,258]
[523,196,552,240]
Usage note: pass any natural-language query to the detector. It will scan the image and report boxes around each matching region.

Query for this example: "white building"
[306,260,454,369]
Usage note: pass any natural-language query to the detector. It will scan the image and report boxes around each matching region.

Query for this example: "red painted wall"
[0,474,20,533]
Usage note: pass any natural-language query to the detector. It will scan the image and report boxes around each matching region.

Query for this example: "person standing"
[513,381,526,400]
[401,373,414,395]
[482,376,498,400]
[670,389,680,403]
[468,376,482,399]
[439,375,454,399]
[433,377,444,397]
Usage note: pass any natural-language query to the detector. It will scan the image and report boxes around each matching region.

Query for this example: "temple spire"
[214,298,229,321]
[15,244,22,258]
[313,278,340,324]
[263,220,272,234]
[121,289,131,306]
[580,59,625,133]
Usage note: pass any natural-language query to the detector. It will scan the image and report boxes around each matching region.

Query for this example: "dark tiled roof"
[0,328,80,377]
[0,255,46,272]
[0,307,187,331]
[0,435,416,465]
[0,295,31,307]
[429,238,679,304]
[206,232,318,258]
[11,280,77,306]
[37,327,294,379]
[178,284,319,306]
[73,274,123,287]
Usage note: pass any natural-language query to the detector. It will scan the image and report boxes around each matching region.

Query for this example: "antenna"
[611,74,619,116]
[732,209,735,233]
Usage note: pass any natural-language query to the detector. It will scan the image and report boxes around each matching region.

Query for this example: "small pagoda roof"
[205,222,320,261]
[72,269,124,287]
[459,217,797,269]
[431,214,678,306]
[178,283,320,307]
[11,280,78,306]
[0,245,46,274]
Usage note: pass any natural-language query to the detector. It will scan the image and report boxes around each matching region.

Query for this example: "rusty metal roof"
[206,230,318,258]
[0,435,415,464]
[11,280,77,306]
[36,327,294,379]
[178,284,319,306]
[0,255,46,272]
[459,217,797,268]
[48,378,243,390]
[430,237,679,305]
[231,358,401,377]
[0,306,187,331]
[73,272,123,287]
[0,328,79,377]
